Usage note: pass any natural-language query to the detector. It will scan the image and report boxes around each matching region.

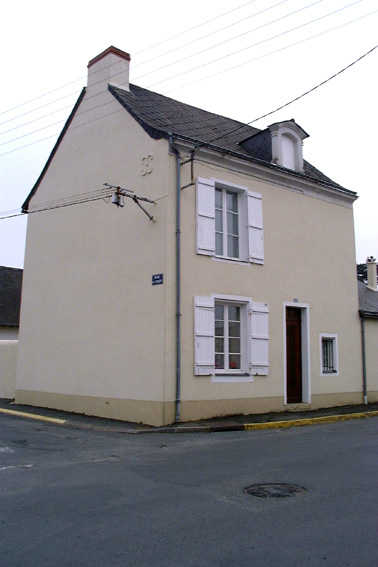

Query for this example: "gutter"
[169,134,181,423]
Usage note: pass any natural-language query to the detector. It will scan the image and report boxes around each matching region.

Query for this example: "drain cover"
[245,483,306,499]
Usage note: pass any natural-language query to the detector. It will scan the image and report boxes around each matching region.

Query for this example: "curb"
[1,406,377,433]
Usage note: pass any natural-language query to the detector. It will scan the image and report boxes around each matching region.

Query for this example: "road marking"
[244,411,378,430]
[0,464,33,471]
[0,447,15,453]
[0,408,66,424]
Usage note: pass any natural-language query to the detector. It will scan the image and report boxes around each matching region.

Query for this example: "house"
[0,266,23,399]
[358,258,378,403]
[16,46,374,426]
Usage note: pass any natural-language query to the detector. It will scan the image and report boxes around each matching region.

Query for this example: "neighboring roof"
[109,84,352,193]
[358,280,378,318]
[0,267,23,327]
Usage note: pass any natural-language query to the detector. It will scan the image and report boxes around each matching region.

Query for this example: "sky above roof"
[1,0,377,267]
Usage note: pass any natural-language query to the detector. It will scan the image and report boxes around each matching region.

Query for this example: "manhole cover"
[244,483,306,499]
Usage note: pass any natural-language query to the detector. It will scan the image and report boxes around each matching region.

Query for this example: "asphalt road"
[1,414,377,567]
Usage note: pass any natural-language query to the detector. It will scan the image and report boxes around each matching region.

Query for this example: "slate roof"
[0,267,23,327]
[109,84,351,193]
[358,280,378,318]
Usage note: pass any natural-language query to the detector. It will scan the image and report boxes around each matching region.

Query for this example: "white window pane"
[228,321,240,338]
[215,233,223,256]
[229,354,241,370]
[227,212,238,236]
[227,235,239,258]
[215,209,223,232]
[215,354,224,369]
[226,191,238,213]
[229,337,240,354]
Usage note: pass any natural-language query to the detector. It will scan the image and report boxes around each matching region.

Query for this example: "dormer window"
[269,120,309,173]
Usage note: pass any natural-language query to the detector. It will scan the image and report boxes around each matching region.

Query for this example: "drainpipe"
[360,313,368,405]
[169,134,181,422]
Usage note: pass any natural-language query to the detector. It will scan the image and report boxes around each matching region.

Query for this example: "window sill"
[212,374,253,383]
[212,256,250,266]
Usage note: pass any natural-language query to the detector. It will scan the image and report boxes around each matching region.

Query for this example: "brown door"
[286,307,302,403]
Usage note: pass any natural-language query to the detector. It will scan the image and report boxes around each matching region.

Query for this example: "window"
[215,302,242,372]
[215,189,239,258]
[196,177,264,264]
[320,334,338,376]
[194,295,269,380]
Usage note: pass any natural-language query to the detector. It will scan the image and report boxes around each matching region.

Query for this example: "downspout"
[169,134,181,422]
[360,313,368,405]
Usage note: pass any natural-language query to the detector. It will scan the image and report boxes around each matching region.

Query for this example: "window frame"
[194,294,269,382]
[196,177,264,265]
[319,333,339,376]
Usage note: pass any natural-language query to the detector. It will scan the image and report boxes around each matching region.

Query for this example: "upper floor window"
[269,120,309,173]
[215,188,239,258]
[196,177,264,264]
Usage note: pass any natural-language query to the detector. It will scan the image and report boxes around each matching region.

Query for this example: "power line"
[133,0,291,70]
[165,8,377,94]
[0,0,302,131]
[1,9,375,157]
[133,0,260,56]
[147,0,364,89]
[1,46,376,220]
[0,188,114,220]
[0,0,367,138]
[135,0,324,82]
[0,0,261,118]
[204,43,378,148]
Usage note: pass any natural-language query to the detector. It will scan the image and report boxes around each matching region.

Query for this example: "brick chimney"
[87,46,130,95]
[366,256,377,291]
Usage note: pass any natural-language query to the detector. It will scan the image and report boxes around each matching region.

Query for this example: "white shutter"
[194,296,215,376]
[196,177,215,256]
[249,302,269,376]
[247,191,264,264]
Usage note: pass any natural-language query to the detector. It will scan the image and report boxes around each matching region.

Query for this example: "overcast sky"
[1,0,377,267]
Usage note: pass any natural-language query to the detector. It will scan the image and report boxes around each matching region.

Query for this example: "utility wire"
[133,0,260,56]
[147,0,363,88]
[0,0,261,118]
[0,9,375,157]
[165,8,377,94]
[0,0,367,135]
[136,0,324,82]
[133,0,291,70]
[1,45,376,219]
[0,0,300,130]
[1,2,370,149]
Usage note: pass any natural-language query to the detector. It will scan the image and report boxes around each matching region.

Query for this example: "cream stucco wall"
[0,339,18,399]
[176,150,363,419]
[17,83,364,426]
[16,87,177,424]
[364,318,378,400]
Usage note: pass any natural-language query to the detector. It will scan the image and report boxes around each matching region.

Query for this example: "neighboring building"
[0,266,23,398]
[358,258,378,403]
[16,46,374,426]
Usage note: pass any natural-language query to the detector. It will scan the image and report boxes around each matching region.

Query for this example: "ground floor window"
[320,334,339,376]
[215,302,242,372]
[194,295,269,379]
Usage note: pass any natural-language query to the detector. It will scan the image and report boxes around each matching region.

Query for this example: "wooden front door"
[286,307,302,403]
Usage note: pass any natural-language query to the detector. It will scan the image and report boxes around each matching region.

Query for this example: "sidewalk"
[1,398,378,433]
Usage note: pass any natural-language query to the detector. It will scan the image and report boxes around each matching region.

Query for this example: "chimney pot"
[87,46,130,94]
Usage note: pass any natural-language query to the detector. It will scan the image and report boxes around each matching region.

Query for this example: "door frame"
[283,302,311,405]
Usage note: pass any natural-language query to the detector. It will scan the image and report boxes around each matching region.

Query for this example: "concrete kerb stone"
[1,403,378,433]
